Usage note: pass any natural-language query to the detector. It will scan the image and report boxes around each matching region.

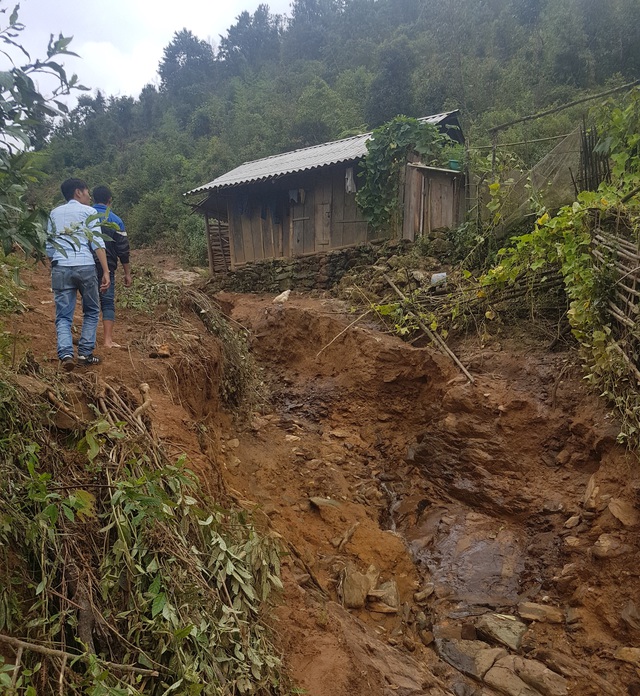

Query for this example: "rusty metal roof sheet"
[186,111,459,196]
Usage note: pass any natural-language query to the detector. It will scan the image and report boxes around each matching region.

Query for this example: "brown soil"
[11,250,640,696]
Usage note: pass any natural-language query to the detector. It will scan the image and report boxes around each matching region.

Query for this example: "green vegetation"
[356,116,459,234]
[481,90,640,444]
[29,0,640,263]
[0,371,283,695]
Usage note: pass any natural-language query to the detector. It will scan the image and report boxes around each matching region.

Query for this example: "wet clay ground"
[12,254,640,696]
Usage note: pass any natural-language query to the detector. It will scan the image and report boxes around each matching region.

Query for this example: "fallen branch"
[45,389,82,424]
[315,310,372,359]
[0,634,160,677]
[132,382,152,419]
[383,275,474,383]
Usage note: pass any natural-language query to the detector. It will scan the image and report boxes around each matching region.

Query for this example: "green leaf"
[151,592,166,618]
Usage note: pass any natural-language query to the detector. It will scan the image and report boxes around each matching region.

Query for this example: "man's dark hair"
[61,178,89,202]
[92,185,112,205]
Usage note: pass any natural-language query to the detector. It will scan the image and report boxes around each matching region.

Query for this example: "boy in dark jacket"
[93,186,132,348]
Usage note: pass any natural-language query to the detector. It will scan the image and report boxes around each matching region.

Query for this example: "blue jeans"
[52,265,100,359]
[98,269,116,321]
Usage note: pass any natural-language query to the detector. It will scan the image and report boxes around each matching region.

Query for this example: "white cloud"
[3,0,292,103]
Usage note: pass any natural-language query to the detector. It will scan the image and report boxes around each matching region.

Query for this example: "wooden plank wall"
[329,168,369,249]
[402,165,423,241]
[227,166,373,265]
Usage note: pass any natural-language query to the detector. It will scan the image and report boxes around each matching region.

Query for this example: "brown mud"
[12,251,640,696]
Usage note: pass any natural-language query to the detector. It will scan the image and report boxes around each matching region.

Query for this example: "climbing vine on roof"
[355,116,458,236]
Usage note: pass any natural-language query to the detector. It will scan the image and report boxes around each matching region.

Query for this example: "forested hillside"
[34,0,640,261]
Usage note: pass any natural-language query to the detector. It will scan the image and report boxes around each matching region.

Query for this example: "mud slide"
[13,258,640,695]
[217,292,640,696]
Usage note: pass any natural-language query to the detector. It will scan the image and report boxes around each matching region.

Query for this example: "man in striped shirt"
[46,178,110,370]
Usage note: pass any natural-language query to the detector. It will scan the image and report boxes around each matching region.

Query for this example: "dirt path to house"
[12,250,640,696]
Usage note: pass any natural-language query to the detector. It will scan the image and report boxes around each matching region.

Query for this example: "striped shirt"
[46,199,105,266]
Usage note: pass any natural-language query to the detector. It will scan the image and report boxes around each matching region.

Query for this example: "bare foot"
[104,342,122,348]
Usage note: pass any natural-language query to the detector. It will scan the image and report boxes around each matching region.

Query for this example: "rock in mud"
[368,579,399,609]
[582,475,600,511]
[484,655,568,696]
[614,647,640,666]
[590,533,633,559]
[342,564,379,609]
[414,583,435,604]
[517,603,564,624]
[476,614,528,651]
[608,498,639,527]
[563,515,580,529]
[435,639,507,679]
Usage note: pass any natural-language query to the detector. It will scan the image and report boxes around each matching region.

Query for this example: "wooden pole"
[383,275,474,383]
[204,213,214,275]
[489,79,640,135]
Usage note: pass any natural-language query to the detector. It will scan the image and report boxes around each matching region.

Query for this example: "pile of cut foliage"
[0,275,283,695]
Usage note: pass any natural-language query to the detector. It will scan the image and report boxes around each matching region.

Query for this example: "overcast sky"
[6,0,292,102]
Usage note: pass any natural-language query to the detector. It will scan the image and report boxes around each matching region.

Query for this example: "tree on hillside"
[218,4,283,75]
[159,29,216,95]
[365,36,416,126]
[283,0,341,61]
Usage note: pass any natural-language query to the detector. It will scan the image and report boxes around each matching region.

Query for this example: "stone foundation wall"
[209,241,412,293]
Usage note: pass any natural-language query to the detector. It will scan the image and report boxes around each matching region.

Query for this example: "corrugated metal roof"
[186,111,459,196]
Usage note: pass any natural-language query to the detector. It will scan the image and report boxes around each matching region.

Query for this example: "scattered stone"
[414,584,435,604]
[608,499,639,527]
[411,269,429,284]
[386,255,401,268]
[368,580,399,609]
[415,611,429,631]
[227,438,240,449]
[518,602,564,624]
[369,602,399,614]
[285,434,301,442]
[591,533,633,559]
[621,601,640,632]
[309,496,341,509]
[294,573,311,587]
[565,608,581,625]
[419,629,435,646]
[564,515,580,529]
[583,475,599,511]
[476,613,528,651]
[614,647,640,667]
[402,635,416,652]
[564,536,581,547]
[484,655,568,696]
[329,428,350,438]
[149,344,171,358]
[542,500,564,514]
[436,639,507,680]
[461,623,477,641]
[342,564,379,609]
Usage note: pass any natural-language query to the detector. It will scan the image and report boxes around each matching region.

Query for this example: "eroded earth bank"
[16,260,640,696]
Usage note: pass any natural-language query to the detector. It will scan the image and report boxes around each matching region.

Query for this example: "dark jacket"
[93,204,130,273]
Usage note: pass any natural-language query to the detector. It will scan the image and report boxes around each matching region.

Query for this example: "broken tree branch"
[315,310,372,359]
[0,634,160,677]
[383,275,474,383]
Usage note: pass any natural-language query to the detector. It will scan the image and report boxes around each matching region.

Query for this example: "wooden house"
[186,111,465,272]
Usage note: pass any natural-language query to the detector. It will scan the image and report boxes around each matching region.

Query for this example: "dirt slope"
[12,254,640,696]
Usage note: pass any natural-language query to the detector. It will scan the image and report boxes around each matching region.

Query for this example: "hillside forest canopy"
[21,0,640,264]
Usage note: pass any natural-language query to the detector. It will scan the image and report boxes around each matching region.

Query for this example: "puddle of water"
[400,502,526,606]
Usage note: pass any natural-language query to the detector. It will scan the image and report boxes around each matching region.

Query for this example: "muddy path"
[12,258,640,696]
[221,293,640,696]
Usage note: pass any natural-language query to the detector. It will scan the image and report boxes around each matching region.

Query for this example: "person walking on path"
[92,185,132,348]
[47,178,110,371]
